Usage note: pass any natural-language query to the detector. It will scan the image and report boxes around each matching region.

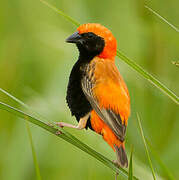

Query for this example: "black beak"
[66,32,82,43]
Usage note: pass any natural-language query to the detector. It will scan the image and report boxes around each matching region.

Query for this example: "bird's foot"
[56,122,65,128]
[55,122,79,129]
[112,160,120,167]
[47,122,63,135]
[56,130,63,135]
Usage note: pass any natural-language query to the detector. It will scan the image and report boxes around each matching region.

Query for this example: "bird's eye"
[81,32,95,39]
[87,33,94,38]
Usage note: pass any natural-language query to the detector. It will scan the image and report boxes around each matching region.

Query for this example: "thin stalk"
[0,88,42,179]
[0,101,139,180]
[40,0,179,105]
[0,88,48,122]
[26,122,42,180]
[146,139,176,180]
[128,146,134,180]
[137,113,156,180]
[116,51,179,105]
[0,88,28,108]
[40,0,80,27]
[0,88,135,179]
[145,5,179,33]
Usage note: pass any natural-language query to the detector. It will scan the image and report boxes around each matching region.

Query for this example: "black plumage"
[66,32,105,129]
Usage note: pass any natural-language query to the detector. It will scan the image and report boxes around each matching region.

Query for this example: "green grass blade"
[145,5,179,33]
[40,0,80,27]
[0,88,29,108]
[136,113,156,180]
[0,88,128,178]
[26,122,42,180]
[116,51,179,105]
[0,101,139,180]
[0,88,48,122]
[40,0,179,105]
[128,146,134,180]
[0,88,42,179]
[146,139,176,180]
[0,88,135,179]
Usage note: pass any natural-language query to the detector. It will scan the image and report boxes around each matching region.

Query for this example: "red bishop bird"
[56,23,130,168]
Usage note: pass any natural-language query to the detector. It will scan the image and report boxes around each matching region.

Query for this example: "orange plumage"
[64,23,130,168]
[90,57,130,123]
[91,110,123,150]
[77,23,117,60]
[87,56,130,158]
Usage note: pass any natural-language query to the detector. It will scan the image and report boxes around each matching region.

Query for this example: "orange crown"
[77,23,117,60]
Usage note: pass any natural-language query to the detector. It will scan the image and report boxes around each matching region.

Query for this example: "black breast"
[66,59,92,128]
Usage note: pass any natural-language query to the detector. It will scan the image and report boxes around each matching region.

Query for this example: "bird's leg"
[56,122,78,129]
[115,172,119,180]
[56,113,90,130]
[112,160,120,167]
[113,160,119,180]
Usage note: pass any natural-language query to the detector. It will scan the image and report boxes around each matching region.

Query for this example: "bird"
[56,23,130,168]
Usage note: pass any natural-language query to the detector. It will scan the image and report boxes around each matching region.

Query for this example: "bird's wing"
[81,57,130,141]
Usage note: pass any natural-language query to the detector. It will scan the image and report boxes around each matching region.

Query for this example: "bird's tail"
[114,144,128,168]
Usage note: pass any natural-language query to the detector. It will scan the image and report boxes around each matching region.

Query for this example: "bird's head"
[66,23,117,60]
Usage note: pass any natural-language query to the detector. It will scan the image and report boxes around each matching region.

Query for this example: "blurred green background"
[0,0,178,179]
